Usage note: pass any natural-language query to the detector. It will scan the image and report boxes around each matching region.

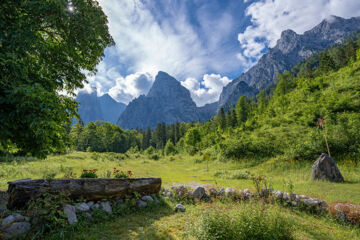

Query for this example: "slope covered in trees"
[69,35,360,164]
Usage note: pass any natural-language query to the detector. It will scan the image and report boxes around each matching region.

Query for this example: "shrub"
[191,204,294,240]
[113,168,133,178]
[80,169,98,178]
[230,171,251,180]
[145,146,156,155]
[164,140,177,156]
[150,154,159,161]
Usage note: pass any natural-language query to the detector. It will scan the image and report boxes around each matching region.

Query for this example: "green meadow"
[1,151,359,239]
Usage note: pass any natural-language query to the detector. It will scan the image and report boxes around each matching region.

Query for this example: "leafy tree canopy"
[0,0,114,157]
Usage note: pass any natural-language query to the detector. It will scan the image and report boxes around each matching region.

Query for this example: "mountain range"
[75,91,126,125]
[75,16,360,129]
[218,16,360,108]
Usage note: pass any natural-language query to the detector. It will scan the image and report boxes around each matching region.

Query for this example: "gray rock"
[283,192,290,201]
[100,202,112,214]
[174,204,186,212]
[243,189,250,194]
[187,190,194,199]
[218,188,225,196]
[1,215,15,228]
[64,204,77,225]
[291,201,298,206]
[208,188,218,197]
[2,222,31,239]
[75,202,90,212]
[136,200,147,208]
[141,195,154,202]
[193,187,206,199]
[312,153,344,182]
[91,203,100,210]
[319,201,329,210]
[85,212,92,221]
[86,201,94,208]
[305,198,317,207]
[274,190,283,200]
[225,188,235,197]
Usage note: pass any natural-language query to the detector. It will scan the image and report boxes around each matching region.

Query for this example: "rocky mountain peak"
[218,15,360,110]
[147,71,192,100]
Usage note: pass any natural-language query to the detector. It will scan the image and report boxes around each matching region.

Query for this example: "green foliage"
[191,204,294,240]
[80,169,98,178]
[145,146,156,155]
[0,0,114,158]
[235,96,252,125]
[164,139,177,156]
[70,121,141,153]
[180,37,360,163]
[113,168,133,178]
[27,191,70,235]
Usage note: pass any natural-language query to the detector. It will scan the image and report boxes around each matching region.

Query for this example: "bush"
[113,168,133,178]
[80,169,98,178]
[164,140,177,156]
[150,154,159,161]
[191,204,294,240]
[144,146,156,155]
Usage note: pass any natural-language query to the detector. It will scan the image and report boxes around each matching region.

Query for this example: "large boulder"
[7,178,162,210]
[311,153,344,182]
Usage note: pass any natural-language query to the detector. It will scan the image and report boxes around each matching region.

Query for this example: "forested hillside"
[69,36,360,163]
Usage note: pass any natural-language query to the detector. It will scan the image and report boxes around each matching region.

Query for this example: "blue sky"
[82,0,360,106]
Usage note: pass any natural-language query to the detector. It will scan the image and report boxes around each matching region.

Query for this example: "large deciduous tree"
[0,0,114,157]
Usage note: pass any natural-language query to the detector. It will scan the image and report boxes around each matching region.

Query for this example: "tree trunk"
[7,178,161,210]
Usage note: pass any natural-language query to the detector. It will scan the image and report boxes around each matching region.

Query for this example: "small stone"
[305,198,317,207]
[86,201,94,208]
[244,189,250,194]
[136,200,147,208]
[193,187,206,199]
[100,202,112,214]
[283,192,290,201]
[91,203,100,210]
[299,195,308,199]
[141,195,154,202]
[1,215,15,228]
[85,212,92,221]
[174,204,185,212]
[319,201,329,210]
[218,188,225,196]
[64,204,77,225]
[2,222,31,239]
[225,187,235,197]
[274,190,283,200]
[291,201,298,206]
[75,202,90,212]
[187,190,194,199]
[208,188,218,197]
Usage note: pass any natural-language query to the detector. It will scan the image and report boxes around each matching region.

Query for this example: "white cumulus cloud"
[181,73,230,107]
[108,72,153,104]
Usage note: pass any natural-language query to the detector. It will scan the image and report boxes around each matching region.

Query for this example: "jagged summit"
[117,71,214,129]
[147,71,188,99]
[218,15,360,109]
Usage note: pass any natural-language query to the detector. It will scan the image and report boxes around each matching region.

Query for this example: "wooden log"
[7,178,161,210]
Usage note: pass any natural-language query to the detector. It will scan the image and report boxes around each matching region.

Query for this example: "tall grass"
[191,202,294,240]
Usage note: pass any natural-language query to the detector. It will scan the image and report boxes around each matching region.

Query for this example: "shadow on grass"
[42,202,176,240]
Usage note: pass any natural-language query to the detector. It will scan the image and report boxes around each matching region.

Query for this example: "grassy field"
[1,151,359,203]
[1,151,360,239]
